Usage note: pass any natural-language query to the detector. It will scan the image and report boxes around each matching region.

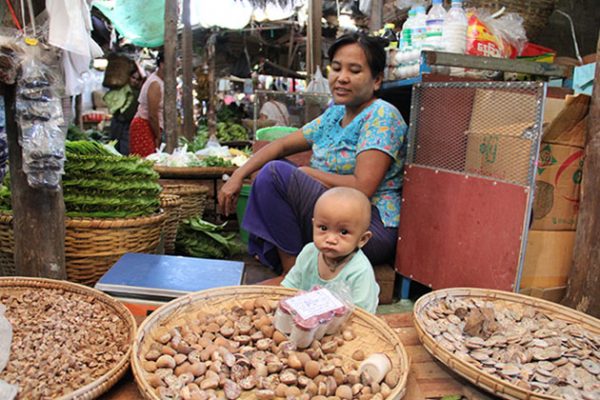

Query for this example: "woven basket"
[132,286,409,400]
[413,287,600,400]
[161,184,209,220]
[0,213,14,276]
[0,212,166,286]
[0,277,136,399]
[159,193,183,254]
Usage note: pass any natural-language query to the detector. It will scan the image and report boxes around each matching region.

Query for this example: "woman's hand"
[218,175,243,217]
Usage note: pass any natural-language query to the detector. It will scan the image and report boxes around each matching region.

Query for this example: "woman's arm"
[218,130,311,216]
[299,149,392,198]
[147,82,162,147]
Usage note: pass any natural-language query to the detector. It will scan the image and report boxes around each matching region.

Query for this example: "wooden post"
[181,0,195,140]
[207,32,217,138]
[368,0,384,32]
[562,32,600,318]
[307,0,322,79]
[164,0,179,152]
[3,83,66,279]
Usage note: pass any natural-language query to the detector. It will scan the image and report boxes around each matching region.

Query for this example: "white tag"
[286,288,344,320]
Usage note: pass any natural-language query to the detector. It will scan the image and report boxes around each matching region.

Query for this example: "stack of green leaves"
[63,141,161,218]
[176,217,244,259]
[0,141,161,218]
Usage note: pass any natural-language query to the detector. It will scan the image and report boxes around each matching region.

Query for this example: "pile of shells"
[418,295,600,399]
[0,287,131,398]
[140,298,402,400]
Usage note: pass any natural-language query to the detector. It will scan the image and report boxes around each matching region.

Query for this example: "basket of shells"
[0,277,136,399]
[132,285,409,400]
[413,287,600,400]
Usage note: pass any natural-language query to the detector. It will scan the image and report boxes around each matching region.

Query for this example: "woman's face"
[328,43,382,108]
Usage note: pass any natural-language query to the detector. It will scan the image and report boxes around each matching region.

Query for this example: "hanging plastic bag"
[306,66,330,94]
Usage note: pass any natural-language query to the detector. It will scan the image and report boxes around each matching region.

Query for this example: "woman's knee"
[254,160,295,192]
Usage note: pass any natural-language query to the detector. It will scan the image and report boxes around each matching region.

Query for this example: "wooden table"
[103,312,496,399]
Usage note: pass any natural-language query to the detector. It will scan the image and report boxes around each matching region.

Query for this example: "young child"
[281,187,380,313]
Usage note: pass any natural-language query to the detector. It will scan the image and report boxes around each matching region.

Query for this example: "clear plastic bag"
[15,45,66,190]
[0,304,18,400]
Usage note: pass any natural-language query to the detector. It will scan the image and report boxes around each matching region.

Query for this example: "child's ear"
[358,230,372,248]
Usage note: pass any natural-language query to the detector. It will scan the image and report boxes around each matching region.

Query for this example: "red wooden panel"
[396,165,528,291]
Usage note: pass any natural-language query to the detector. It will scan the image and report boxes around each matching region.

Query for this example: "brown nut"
[189,362,207,377]
[285,385,302,397]
[336,384,353,399]
[342,329,356,341]
[279,369,298,385]
[380,382,392,398]
[146,374,165,388]
[145,349,162,361]
[275,383,288,397]
[287,352,303,370]
[174,353,188,365]
[156,355,177,369]
[255,389,275,400]
[223,379,241,399]
[239,375,257,390]
[384,369,400,387]
[143,361,157,373]
[322,340,338,354]
[352,349,366,361]
[304,360,320,378]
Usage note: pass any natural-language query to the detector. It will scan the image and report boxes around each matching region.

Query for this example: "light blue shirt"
[302,99,407,227]
[282,243,380,313]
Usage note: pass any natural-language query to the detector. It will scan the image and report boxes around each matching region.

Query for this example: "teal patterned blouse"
[301,99,407,227]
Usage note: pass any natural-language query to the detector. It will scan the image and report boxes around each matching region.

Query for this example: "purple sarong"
[242,160,398,273]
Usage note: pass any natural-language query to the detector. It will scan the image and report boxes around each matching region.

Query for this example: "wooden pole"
[182,0,195,140]
[3,83,66,279]
[368,0,384,32]
[164,0,179,152]
[307,0,322,79]
[207,32,217,139]
[562,31,600,318]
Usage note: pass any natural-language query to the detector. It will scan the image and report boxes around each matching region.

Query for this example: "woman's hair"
[156,50,165,67]
[327,33,387,79]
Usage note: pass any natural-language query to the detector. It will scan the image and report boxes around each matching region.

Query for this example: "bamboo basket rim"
[0,211,166,228]
[161,183,210,194]
[132,285,409,400]
[413,287,600,400]
[154,165,237,178]
[0,276,137,400]
[159,193,183,206]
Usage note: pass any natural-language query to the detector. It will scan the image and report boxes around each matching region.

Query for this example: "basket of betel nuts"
[0,277,136,399]
[132,286,409,400]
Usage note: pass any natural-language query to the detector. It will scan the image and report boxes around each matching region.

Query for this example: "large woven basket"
[0,277,136,399]
[132,286,409,400]
[159,193,183,254]
[413,287,600,400]
[161,184,209,220]
[0,213,14,276]
[0,212,166,286]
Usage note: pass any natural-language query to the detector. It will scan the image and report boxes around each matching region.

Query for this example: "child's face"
[312,196,371,260]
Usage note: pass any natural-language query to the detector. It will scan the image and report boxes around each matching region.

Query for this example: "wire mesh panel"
[407,81,546,187]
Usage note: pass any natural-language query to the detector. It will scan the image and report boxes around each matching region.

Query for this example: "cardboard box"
[465,123,534,183]
[531,143,584,230]
[519,286,567,304]
[520,230,575,288]
[543,94,589,147]
[465,89,547,184]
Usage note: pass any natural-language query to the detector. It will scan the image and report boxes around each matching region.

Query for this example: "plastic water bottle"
[411,5,427,56]
[441,0,468,75]
[423,0,446,52]
[399,9,415,52]
[442,0,468,54]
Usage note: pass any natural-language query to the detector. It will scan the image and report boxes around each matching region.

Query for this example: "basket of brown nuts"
[414,287,600,400]
[0,277,136,399]
[132,285,409,399]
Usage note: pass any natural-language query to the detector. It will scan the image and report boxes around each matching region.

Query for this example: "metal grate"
[406,81,546,187]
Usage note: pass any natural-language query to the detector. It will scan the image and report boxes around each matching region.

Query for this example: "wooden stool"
[374,263,397,304]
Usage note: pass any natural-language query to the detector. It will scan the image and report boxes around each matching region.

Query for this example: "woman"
[219,33,408,275]
[129,52,164,157]
[107,69,144,155]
